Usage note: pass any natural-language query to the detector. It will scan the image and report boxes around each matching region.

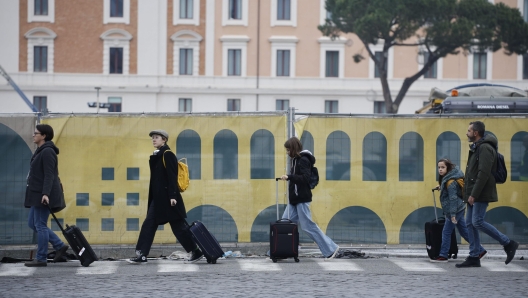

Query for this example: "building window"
[214,129,238,179]
[33,96,47,114]
[423,52,437,79]
[29,0,54,22]
[179,49,193,75]
[229,0,242,19]
[110,47,123,74]
[399,132,424,181]
[228,49,241,76]
[277,50,290,76]
[325,100,338,113]
[277,0,290,20]
[180,0,193,19]
[108,97,122,112]
[110,0,123,17]
[374,51,387,78]
[179,98,192,112]
[523,53,528,80]
[325,51,339,77]
[276,99,289,111]
[33,46,48,72]
[374,101,385,114]
[34,0,48,15]
[177,130,201,179]
[511,131,528,181]
[101,29,132,75]
[227,99,240,111]
[326,131,350,180]
[473,52,487,79]
[104,0,130,24]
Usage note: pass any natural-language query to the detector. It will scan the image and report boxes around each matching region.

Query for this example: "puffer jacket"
[287,150,315,205]
[464,133,498,203]
[439,167,466,218]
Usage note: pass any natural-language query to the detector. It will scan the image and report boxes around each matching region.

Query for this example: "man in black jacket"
[456,121,519,268]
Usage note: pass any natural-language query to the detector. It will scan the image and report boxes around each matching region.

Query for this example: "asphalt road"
[1,256,527,298]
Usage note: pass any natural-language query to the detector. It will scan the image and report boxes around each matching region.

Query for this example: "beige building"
[1,0,527,114]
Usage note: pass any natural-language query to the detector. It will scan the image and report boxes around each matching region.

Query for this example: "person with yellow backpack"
[430,158,486,263]
[127,129,202,264]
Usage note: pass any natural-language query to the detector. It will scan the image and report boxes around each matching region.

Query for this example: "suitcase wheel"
[294,258,299,263]
[452,253,457,260]
[212,259,217,264]
[206,258,211,264]
[272,258,277,263]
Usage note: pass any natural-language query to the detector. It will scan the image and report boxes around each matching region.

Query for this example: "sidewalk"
[1,243,526,261]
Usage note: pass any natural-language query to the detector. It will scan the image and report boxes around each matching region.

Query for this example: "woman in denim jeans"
[430,158,486,263]
[24,124,68,267]
[279,137,340,260]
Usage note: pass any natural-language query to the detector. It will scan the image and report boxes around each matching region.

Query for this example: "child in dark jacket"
[431,158,486,262]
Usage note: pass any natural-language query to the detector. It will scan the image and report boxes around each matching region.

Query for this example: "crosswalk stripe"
[158,262,199,272]
[481,262,528,272]
[0,264,36,276]
[390,259,445,272]
[316,260,364,271]
[238,259,281,271]
[76,261,118,275]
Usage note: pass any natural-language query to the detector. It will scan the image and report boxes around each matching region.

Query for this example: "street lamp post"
[95,87,101,113]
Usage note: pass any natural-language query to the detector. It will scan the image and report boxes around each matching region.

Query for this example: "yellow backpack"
[162,150,190,192]
[446,178,464,194]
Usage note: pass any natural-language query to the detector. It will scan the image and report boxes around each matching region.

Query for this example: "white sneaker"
[325,246,340,261]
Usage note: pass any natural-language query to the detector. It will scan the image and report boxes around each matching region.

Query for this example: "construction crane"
[0,64,38,113]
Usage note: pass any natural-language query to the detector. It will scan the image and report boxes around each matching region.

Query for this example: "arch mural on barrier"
[479,207,528,244]
[327,207,387,244]
[0,123,34,245]
[436,131,461,180]
[187,205,238,242]
[399,207,460,244]
[176,129,201,179]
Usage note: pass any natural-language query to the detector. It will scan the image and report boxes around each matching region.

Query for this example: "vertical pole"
[95,87,101,113]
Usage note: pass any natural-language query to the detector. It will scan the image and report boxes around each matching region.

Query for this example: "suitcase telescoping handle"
[275,178,280,221]
[46,204,66,233]
[431,188,439,223]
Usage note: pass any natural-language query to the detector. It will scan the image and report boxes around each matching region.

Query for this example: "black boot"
[455,256,480,268]
[504,240,519,265]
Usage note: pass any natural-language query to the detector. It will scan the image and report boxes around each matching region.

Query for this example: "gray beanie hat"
[149,129,169,140]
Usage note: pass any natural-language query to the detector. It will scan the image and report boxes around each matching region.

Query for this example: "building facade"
[0,0,528,114]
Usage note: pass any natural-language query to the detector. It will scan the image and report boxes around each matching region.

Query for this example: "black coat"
[148,145,186,225]
[25,141,66,213]
[287,150,315,205]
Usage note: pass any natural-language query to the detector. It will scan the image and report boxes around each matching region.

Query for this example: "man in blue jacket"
[456,121,519,268]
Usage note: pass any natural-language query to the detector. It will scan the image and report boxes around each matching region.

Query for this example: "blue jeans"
[439,209,485,258]
[466,202,510,257]
[282,203,338,258]
[28,206,66,262]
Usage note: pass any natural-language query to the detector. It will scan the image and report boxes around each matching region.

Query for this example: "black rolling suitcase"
[425,188,458,259]
[188,221,224,264]
[269,178,300,263]
[49,207,98,267]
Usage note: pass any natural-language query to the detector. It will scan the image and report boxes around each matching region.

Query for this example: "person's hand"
[451,216,457,224]
[170,199,177,206]
[435,185,440,190]
[468,196,475,206]
[280,175,288,181]
[41,195,49,205]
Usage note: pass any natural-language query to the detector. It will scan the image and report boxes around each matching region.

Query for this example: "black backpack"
[309,166,319,189]
[478,144,507,184]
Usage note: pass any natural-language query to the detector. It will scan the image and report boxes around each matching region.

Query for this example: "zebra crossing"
[0,258,527,276]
